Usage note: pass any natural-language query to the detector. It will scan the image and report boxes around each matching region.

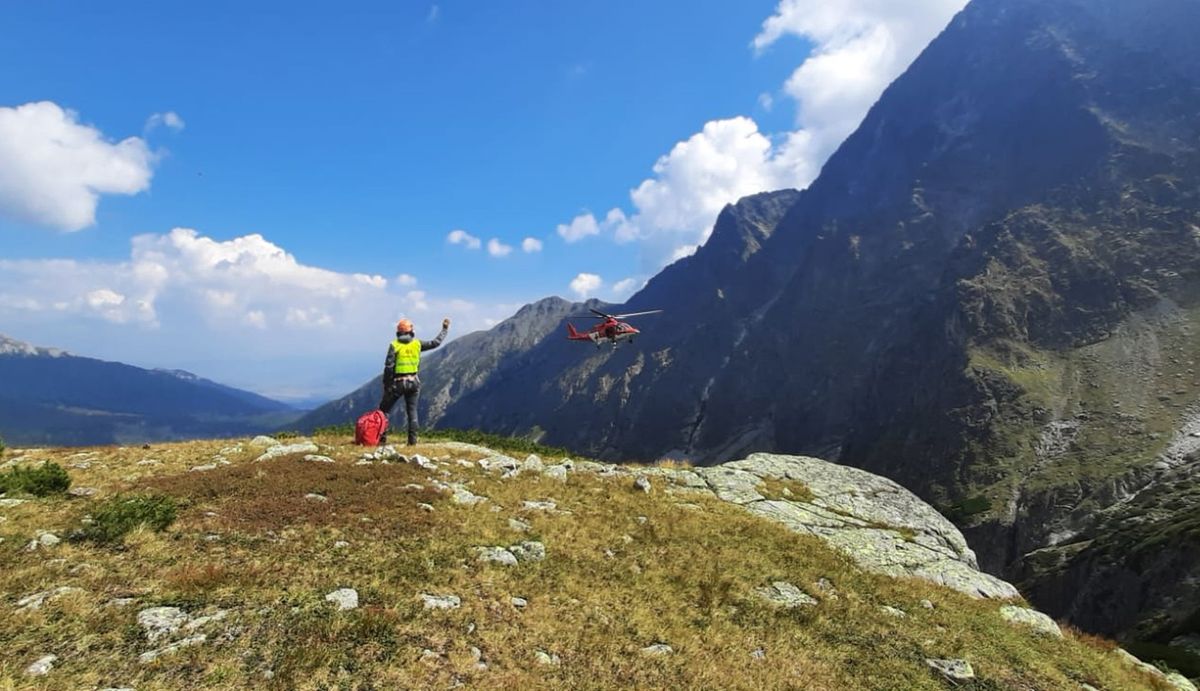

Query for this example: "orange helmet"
[396,318,414,334]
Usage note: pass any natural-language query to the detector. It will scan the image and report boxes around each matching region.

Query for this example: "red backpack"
[354,410,388,446]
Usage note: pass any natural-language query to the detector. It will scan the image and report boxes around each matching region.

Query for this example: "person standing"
[378,317,449,445]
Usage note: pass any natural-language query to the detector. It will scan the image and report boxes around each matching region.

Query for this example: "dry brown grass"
[141,456,441,535]
[0,437,1176,690]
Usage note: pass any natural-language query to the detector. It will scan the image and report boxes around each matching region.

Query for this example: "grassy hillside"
[0,436,1180,690]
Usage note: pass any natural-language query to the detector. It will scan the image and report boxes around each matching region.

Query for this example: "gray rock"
[17,586,83,612]
[449,484,488,506]
[720,454,1020,600]
[508,518,532,532]
[999,605,1063,638]
[640,643,674,656]
[68,487,98,497]
[754,581,818,608]
[255,442,319,462]
[411,454,438,470]
[183,609,229,631]
[139,634,206,664]
[479,455,520,473]
[27,531,61,551]
[510,541,546,562]
[695,467,764,504]
[925,658,974,681]
[325,588,359,610]
[249,435,279,448]
[0,497,27,507]
[535,650,561,666]
[419,503,435,512]
[304,493,328,503]
[511,597,528,608]
[477,546,519,566]
[138,606,189,642]
[189,463,217,472]
[522,500,557,512]
[543,465,569,482]
[881,606,908,618]
[920,599,935,609]
[333,540,350,549]
[303,455,335,463]
[421,594,461,610]
[25,654,57,676]
[634,476,652,494]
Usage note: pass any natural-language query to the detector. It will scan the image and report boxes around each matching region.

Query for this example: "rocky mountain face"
[0,335,297,446]
[305,0,1200,646]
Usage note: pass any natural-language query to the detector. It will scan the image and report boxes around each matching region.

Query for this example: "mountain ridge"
[0,333,297,446]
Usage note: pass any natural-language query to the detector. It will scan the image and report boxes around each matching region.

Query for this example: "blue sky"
[0,0,966,403]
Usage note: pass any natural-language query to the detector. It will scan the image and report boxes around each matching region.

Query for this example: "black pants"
[378,376,419,444]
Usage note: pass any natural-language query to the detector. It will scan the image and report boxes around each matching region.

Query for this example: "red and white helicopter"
[567,308,663,347]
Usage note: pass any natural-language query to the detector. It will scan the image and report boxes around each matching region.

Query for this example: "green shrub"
[79,494,177,544]
[0,462,71,497]
[423,427,576,459]
[275,430,303,439]
[943,495,993,523]
[314,423,354,437]
[1124,641,1200,679]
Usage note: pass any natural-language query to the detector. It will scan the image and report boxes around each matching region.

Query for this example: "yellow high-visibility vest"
[392,339,421,374]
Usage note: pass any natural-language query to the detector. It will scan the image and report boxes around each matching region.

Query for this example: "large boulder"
[679,453,1020,600]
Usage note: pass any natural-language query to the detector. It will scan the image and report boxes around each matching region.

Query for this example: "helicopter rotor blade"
[588,307,614,319]
[610,310,663,319]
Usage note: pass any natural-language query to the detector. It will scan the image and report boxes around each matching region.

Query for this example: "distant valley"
[0,334,300,446]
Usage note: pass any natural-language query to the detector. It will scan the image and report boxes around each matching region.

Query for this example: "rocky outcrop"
[641,453,1019,600]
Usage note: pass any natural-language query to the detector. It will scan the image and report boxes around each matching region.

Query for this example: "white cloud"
[0,228,515,398]
[615,117,794,262]
[446,229,481,250]
[521,237,543,253]
[395,273,418,287]
[549,0,965,269]
[611,277,643,300]
[145,111,185,132]
[243,310,266,329]
[487,238,513,257]
[569,273,603,299]
[556,213,600,243]
[404,290,430,311]
[0,101,158,231]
